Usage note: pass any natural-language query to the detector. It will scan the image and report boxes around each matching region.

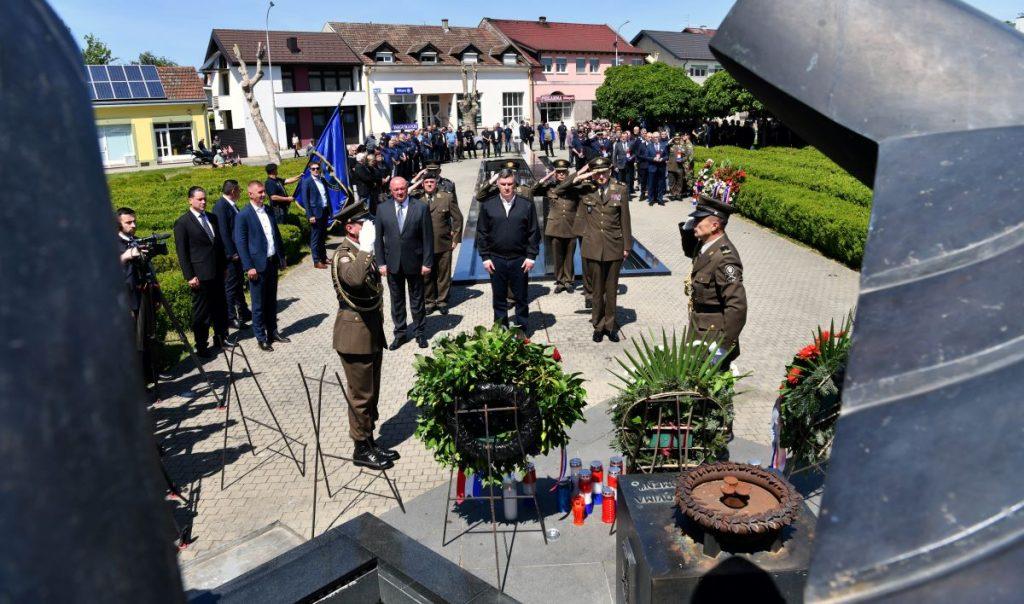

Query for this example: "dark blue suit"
[374,196,434,338]
[645,140,669,203]
[213,196,251,323]
[234,204,286,343]
[296,175,331,264]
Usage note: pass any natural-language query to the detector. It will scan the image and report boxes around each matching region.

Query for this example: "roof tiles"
[485,18,646,55]
[156,66,205,101]
[326,22,533,66]
[211,29,361,65]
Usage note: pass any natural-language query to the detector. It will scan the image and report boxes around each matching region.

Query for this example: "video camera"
[129,233,170,259]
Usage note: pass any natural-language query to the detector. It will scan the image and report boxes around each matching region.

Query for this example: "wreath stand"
[299,364,405,540]
[440,386,549,589]
[217,341,305,490]
[619,391,729,474]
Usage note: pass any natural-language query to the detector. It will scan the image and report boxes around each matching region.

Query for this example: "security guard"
[416,172,464,314]
[331,199,398,470]
[531,158,577,292]
[679,195,747,368]
[558,157,632,341]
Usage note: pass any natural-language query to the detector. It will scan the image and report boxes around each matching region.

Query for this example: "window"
[539,100,573,123]
[576,58,586,74]
[390,93,418,128]
[308,68,354,92]
[219,71,230,95]
[502,92,523,125]
[421,94,441,126]
[97,123,135,166]
[310,107,331,140]
[688,64,708,77]
[589,58,600,73]
[631,58,644,66]
[555,57,567,73]
[503,53,517,66]
[541,57,553,73]
[462,52,478,64]
[375,51,394,63]
[420,51,438,64]
[153,121,193,160]
[221,110,233,130]
[281,66,294,92]
[711,65,724,74]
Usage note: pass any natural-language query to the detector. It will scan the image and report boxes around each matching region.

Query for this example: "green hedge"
[693,146,871,268]
[108,159,312,343]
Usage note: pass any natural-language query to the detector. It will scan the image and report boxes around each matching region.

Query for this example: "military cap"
[587,157,612,172]
[552,158,571,171]
[503,160,518,170]
[689,194,737,221]
[333,198,370,224]
[424,162,441,171]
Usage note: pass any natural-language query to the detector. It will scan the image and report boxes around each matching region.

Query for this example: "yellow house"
[88,64,210,168]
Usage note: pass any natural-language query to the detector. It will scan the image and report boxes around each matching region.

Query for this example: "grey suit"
[374,196,434,337]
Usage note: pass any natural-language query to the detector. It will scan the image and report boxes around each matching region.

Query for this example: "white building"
[630,29,724,84]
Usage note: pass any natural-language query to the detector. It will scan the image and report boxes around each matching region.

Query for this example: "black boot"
[353,440,393,470]
[369,436,401,461]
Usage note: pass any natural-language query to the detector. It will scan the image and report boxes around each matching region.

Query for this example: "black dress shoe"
[353,440,393,470]
[593,331,604,343]
[388,336,406,351]
[212,335,226,349]
[258,341,274,352]
[553,284,565,294]
[369,436,401,461]
[417,336,428,348]
[607,330,621,343]
[270,331,291,343]
[228,319,241,330]
[585,298,593,309]
[195,346,216,359]
[438,306,449,315]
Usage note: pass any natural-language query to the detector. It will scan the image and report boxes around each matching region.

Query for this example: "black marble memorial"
[615,474,814,603]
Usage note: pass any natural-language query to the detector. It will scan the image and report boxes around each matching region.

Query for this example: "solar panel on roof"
[94,82,114,100]
[108,65,126,81]
[129,81,148,97]
[112,81,131,98]
[124,65,143,81]
[89,65,108,81]
[140,65,158,80]
[145,81,165,97]
[85,63,166,100]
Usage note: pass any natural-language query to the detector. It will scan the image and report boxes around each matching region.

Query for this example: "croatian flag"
[295,105,349,216]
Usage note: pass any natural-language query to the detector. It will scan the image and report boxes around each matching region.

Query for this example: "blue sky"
[52,0,1023,67]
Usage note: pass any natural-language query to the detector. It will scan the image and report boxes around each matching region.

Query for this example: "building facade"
[630,30,723,84]
[324,20,533,136]
[203,29,366,156]
[483,17,647,126]
[89,65,209,168]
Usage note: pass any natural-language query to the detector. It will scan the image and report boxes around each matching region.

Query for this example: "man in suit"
[557,121,568,150]
[476,168,541,333]
[374,176,434,349]
[645,132,670,205]
[234,180,288,351]
[612,132,637,198]
[295,159,331,269]
[173,186,229,358]
[212,180,252,330]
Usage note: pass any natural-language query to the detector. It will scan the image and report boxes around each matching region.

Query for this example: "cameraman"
[117,207,159,391]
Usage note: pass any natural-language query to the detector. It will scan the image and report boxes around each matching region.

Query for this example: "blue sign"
[393,87,414,94]
[391,123,418,131]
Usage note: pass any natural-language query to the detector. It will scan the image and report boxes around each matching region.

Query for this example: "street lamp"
[614,20,631,66]
[265,0,281,153]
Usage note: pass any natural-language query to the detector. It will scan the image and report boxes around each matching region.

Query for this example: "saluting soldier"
[476,160,534,202]
[679,195,748,368]
[410,171,464,315]
[331,200,399,471]
[557,157,632,342]
[421,162,458,201]
[531,158,577,293]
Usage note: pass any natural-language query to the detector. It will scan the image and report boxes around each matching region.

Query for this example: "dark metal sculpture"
[711,1,1024,600]
[0,0,185,601]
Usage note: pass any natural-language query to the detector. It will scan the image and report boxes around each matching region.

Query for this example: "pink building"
[483,17,647,126]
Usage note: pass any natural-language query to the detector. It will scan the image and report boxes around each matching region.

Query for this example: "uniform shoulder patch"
[722,263,741,283]
[339,256,351,263]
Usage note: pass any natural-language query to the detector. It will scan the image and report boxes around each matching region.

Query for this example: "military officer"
[679,195,748,368]
[331,199,398,470]
[476,160,534,202]
[667,135,688,200]
[531,158,577,292]
[411,172,464,314]
[558,157,632,341]
[422,162,458,201]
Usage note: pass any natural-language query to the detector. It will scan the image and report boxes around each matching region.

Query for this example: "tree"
[232,42,281,163]
[698,70,765,118]
[594,62,701,127]
[82,34,116,65]
[135,51,177,67]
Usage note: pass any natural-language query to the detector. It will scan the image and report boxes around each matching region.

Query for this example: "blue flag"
[295,105,349,216]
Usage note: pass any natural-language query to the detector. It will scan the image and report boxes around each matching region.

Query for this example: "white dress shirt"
[500,194,515,217]
[699,234,723,257]
[190,208,215,240]
[313,177,327,204]
[253,204,276,257]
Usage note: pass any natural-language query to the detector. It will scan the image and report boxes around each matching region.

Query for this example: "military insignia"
[340,257,351,263]
[724,264,740,283]
[611,193,622,201]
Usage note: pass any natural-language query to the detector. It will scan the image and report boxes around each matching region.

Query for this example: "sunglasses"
[310,167,320,171]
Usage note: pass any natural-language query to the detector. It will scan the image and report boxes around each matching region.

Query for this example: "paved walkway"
[162,148,859,570]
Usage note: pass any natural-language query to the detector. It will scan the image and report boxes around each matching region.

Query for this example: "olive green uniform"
[567,180,632,332]
[667,142,688,198]
[475,181,534,203]
[331,237,386,441]
[686,234,747,366]
[422,190,464,311]
[533,179,578,290]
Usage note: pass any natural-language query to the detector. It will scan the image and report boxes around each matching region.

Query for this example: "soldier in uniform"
[410,171,464,314]
[557,157,632,341]
[679,195,748,368]
[422,162,458,200]
[476,160,534,202]
[330,200,399,470]
[531,158,577,292]
[667,135,687,200]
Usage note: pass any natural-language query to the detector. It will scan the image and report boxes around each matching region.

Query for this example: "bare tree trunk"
[232,42,281,163]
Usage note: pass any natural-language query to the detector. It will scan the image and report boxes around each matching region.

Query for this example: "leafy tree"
[82,33,116,65]
[698,70,765,118]
[135,52,178,67]
[595,62,701,127]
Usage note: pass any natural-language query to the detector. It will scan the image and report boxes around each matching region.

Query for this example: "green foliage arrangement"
[106,158,312,342]
[410,325,587,480]
[609,330,740,470]
[595,63,701,127]
[777,316,853,473]
[694,147,871,267]
[698,71,766,117]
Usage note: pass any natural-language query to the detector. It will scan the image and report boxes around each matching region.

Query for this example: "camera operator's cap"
[333,198,370,224]
[587,157,612,173]
[690,194,737,220]
[552,158,571,172]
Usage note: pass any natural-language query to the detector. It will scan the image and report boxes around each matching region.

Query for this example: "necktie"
[397,203,406,233]
[199,213,214,240]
